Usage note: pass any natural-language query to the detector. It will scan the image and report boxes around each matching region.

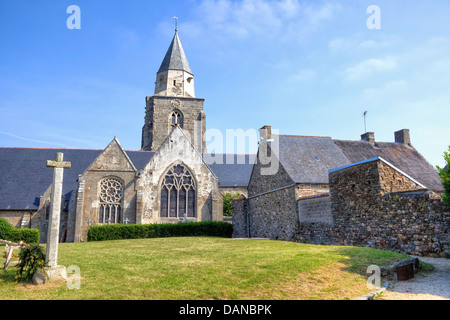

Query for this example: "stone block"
[32,265,67,285]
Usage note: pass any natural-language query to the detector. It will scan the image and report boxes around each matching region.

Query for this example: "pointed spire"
[158,31,193,75]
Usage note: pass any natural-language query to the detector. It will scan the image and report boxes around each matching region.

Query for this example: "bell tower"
[141,30,206,153]
[154,30,196,98]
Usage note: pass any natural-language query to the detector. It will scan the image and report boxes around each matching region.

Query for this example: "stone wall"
[378,160,426,194]
[233,154,449,256]
[68,138,139,242]
[141,96,206,153]
[139,126,222,225]
[297,195,332,224]
[232,198,248,238]
[247,186,298,241]
[322,159,449,256]
[239,143,298,241]
[0,211,33,229]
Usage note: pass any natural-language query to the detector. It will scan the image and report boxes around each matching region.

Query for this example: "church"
[0,31,253,243]
[0,31,445,249]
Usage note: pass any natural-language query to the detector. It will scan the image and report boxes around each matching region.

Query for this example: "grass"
[0,237,411,300]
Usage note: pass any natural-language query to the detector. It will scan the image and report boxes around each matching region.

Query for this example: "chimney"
[395,129,411,145]
[361,132,375,145]
[259,125,272,144]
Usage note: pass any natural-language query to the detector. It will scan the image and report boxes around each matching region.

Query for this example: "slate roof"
[275,135,351,183]
[333,139,444,193]
[204,154,256,187]
[0,148,102,211]
[158,31,193,75]
[0,148,254,210]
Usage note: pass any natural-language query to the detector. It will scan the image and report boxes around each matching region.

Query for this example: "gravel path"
[381,257,450,300]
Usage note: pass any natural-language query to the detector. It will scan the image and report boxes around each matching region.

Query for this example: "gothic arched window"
[170,110,183,128]
[160,164,196,218]
[98,177,123,224]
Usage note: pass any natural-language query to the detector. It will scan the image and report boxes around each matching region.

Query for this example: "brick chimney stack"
[259,125,272,144]
[395,129,411,145]
[361,132,375,145]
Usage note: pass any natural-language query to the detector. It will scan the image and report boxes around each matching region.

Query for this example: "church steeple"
[142,29,206,153]
[154,31,195,97]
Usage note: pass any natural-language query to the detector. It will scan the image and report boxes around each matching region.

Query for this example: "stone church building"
[0,31,447,253]
[0,31,253,243]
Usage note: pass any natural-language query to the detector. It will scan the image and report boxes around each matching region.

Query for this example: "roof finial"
[174,16,178,33]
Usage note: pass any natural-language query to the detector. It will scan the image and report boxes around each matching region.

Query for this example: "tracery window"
[170,110,183,128]
[98,177,123,224]
[160,164,196,218]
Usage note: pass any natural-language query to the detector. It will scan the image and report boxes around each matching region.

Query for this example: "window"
[160,164,196,218]
[170,110,183,128]
[173,80,177,86]
[98,177,123,224]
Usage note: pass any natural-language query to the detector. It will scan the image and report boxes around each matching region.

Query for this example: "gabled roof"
[274,135,351,183]
[333,139,444,193]
[158,31,192,75]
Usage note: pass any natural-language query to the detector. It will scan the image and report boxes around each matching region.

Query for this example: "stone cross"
[46,152,71,268]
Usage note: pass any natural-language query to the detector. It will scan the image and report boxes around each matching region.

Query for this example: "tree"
[222,192,243,217]
[436,145,450,207]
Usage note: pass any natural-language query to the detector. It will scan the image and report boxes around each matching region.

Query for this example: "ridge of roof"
[275,134,332,139]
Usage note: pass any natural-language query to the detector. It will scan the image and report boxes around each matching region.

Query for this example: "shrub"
[16,243,48,282]
[87,221,233,242]
[0,218,40,244]
[436,146,450,207]
[7,229,40,244]
[223,192,243,216]
[0,218,14,239]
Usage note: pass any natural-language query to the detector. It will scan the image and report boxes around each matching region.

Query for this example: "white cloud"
[345,56,397,81]
[183,0,340,41]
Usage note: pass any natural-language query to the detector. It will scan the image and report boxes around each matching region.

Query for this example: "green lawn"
[0,237,411,300]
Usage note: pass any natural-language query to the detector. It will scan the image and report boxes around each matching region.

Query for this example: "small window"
[170,111,183,128]
[173,80,177,86]
[314,156,320,161]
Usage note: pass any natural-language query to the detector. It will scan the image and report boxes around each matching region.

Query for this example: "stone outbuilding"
[233,127,449,256]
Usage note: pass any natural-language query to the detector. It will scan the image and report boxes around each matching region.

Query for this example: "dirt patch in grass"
[241,262,369,300]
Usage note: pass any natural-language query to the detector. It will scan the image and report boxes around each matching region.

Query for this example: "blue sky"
[0,0,449,167]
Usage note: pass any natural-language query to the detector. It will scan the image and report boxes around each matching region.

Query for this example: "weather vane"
[174,16,178,32]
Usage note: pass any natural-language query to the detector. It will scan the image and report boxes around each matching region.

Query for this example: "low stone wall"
[232,198,248,238]
[295,191,449,256]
